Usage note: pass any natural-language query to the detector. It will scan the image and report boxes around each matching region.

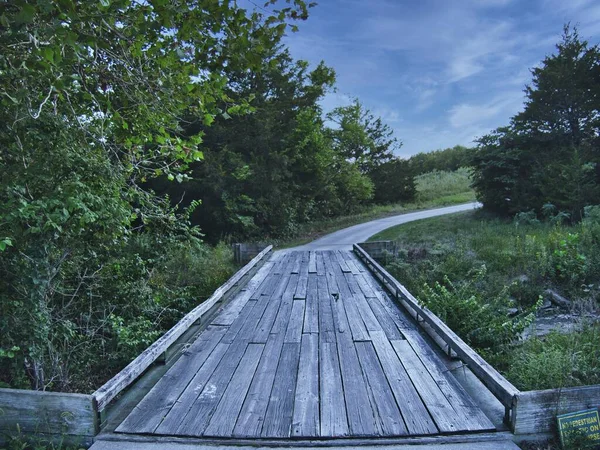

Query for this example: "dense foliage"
[0,0,416,393]
[408,145,473,175]
[471,26,600,220]
[0,0,315,392]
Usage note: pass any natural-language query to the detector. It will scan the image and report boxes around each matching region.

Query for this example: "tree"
[326,99,399,172]
[0,0,311,390]
[472,25,600,219]
[369,158,416,204]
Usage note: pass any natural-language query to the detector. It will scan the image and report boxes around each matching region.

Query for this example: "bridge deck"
[116,250,494,439]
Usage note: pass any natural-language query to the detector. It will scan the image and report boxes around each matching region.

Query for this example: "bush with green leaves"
[419,266,539,355]
[0,0,306,392]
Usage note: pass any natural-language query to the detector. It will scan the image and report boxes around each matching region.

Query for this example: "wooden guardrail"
[512,385,600,435]
[93,245,273,411]
[353,243,520,417]
[0,389,98,446]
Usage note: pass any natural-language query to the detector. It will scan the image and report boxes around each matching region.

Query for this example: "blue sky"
[274,0,600,157]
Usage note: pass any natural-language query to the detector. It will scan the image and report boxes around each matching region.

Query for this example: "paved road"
[290,202,481,251]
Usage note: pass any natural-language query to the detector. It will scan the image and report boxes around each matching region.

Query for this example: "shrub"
[506,325,600,390]
[419,266,539,354]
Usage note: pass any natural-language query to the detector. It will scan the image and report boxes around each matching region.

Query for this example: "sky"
[267,0,600,158]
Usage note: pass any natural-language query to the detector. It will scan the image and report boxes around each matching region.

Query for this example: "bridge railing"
[353,243,520,422]
[93,245,273,412]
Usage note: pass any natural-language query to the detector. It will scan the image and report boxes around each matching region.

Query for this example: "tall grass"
[415,167,474,203]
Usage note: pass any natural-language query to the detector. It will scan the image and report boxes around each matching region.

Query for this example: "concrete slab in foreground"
[90,437,520,450]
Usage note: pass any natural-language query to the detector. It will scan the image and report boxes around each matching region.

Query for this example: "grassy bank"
[370,210,600,390]
[278,168,476,248]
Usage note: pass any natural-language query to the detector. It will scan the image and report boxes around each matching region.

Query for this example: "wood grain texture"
[116,326,227,433]
[203,343,264,437]
[261,342,301,438]
[355,341,407,436]
[303,276,319,334]
[291,334,319,437]
[0,389,97,437]
[319,342,349,437]
[233,333,285,437]
[512,386,600,435]
[369,331,438,435]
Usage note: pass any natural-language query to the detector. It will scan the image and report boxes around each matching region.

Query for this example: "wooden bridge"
[95,248,520,448]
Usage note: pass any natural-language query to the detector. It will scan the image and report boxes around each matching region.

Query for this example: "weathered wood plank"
[291,334,319,437]
[317,275,335,344]
[354,341,407,436]
[342,250,365,273]
[221,301,256,344]
[271,274,300,335]
[203,343,265,437]
[353,244,519,409]
[294,252,309,299]
[336,333,378,436]
[354,273,376,298]
[303,275,319,334]
[315,252,325,276]
[233,333,285,437]
[323,252,369,341]
[0,389,97,438]
[175,340,248,436]
[319,342,349,437]
[262,342,301,438]
[512,385,600,435]
[116,326,227,433]
[285,300,305,343]
[93,245,273,411]
[155,342,229,433]
[392,339,465,433]
[322,252,348,336]
[308,251,317,274]
[212,260,274,326]
[334,250,352,273]
[290,251,301,275]
[363,290,404,340]
[369,331,438,435]
[252,275,290,343]
[403,331,495,432]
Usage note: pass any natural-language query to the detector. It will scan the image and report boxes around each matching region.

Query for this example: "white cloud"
[448,92,524,130]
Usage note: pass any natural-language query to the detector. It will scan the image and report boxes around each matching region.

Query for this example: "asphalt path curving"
[289,202,481,251]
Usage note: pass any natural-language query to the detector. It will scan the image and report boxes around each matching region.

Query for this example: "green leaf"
[0,14,10,28]
[203,114,215,126]
[42,47,54,63]
[16,4,36,25]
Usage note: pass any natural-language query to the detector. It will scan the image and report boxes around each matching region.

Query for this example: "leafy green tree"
[326,99,399,172]
[472,25,600,219]
[409,145,473,175]
[369,158,416,204]
[0,0,310,390]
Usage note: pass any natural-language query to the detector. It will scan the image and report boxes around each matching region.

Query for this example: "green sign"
[557,408,600,448]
